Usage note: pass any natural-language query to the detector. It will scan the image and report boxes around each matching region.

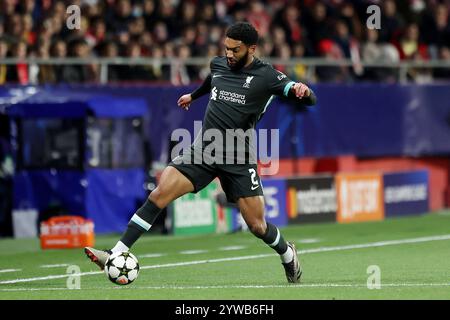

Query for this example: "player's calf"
[255,222,301,283]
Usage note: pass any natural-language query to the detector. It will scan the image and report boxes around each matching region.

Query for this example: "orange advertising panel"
[336,172,384,223]
[40,216,95,249]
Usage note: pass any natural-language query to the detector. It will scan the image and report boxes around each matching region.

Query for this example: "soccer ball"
[104,251,140,285]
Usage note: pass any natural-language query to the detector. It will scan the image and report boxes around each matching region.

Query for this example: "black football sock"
[256,222,288,255]
[118,198,162,249]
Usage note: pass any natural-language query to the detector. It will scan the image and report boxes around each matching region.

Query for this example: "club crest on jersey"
[211,86,217,100]
[243,76,254,88]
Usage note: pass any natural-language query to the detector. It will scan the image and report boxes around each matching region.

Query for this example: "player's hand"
[291,82,310,99]
[177,94,193,110]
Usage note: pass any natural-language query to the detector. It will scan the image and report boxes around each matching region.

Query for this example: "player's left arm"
[177,73,212,110]
[266,66,317,107]
[287,82,317,106]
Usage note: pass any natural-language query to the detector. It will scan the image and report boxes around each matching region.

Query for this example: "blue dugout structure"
[6,90,148,233]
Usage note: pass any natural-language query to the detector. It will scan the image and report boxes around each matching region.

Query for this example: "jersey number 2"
[248,168,259,189]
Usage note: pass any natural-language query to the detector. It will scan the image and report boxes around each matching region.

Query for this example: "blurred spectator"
[156,0,177,37]
[408,51,433,83]
[35,41,57,84]
[4,14,24,44]
[199,43,220,80]
[394,23,428,60]
[107,0,133,33]
[315,38,350,82]
[289,43,310,83]
[1,0,18,17]
[170,44,198,86]
[179,25,197,54]
[304,1,330,54]
[0,0,449,84]
[176,1,197,31]
[334,19,362,77]
[0,18,4,39]
[421,4,450,58]
[17,0,39,20]
[433,46,450,79]
[50,39,67,58]
[0,39,9,84]
[98,41,121,82]
[60,39,97,83]
[362,28,383,62]
[258,36,274,57]
[87,17,107,48]
[273,43,291,74]
[6,41,29,84]
[338,2,363,41]
[117,41,156,81]
[271,25,287,48]
[195,21,210,51]
[128,16,146,39]
[153,21,169,45]
[142,0,158,31]
[21,14,36,46]
[50,39,75,83]
[199,3,218,25]
[379,0,405,42]
[150,45,170,81]
[273,4,307,47]
[209,24,224,45]
[246,0,271,36]
[139,31,154,55]
[361,28,400,82]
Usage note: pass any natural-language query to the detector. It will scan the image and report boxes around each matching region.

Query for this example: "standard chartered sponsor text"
[218,90,246,104]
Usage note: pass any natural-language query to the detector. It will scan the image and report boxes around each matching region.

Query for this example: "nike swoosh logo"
[251,185,260,190]
[212,74,222,78]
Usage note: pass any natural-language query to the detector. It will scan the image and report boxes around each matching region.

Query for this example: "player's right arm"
[177,73,212,110]
[265,66,317,107]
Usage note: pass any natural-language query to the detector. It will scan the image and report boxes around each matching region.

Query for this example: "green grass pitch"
[1,212,450,300]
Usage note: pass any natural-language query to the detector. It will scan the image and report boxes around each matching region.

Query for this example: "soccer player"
[85,22,316,283]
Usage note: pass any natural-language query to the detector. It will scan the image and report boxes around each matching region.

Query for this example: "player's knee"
[149,187,169,208]
[247,221,266,238]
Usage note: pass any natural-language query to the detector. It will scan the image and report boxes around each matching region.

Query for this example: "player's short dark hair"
[225,22,259,45]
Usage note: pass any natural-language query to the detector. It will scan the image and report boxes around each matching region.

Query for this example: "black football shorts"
[168,160,264,203]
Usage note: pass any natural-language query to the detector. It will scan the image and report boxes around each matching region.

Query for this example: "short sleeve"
[210,56,220,73]
[265,66,296,97]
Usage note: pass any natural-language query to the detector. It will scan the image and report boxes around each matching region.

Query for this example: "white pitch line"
[140,253,165,258]
[2,234,450,285]
[179,250,208,255]
[2,283,450,292]
[0,271,102,284]
[40,264,70,268]
[219,245,247,251]
[0,287,70,292]
[123,283,450,289]
[0,269,21,273]
[298,238,321,244]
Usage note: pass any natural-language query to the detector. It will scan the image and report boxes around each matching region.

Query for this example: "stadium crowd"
[0,0,450,84]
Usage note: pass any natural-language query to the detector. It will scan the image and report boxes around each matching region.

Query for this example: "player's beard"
[227,50,249,71]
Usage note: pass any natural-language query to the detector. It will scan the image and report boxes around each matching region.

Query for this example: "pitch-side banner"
[230,178,289,231]
[261,178,289,227]
[286,175,337,224]
[383,170,429,217]
[171,181,233,235]
[336,172,384,223]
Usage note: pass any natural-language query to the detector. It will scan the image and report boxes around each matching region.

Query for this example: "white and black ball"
[104,251,140,285]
